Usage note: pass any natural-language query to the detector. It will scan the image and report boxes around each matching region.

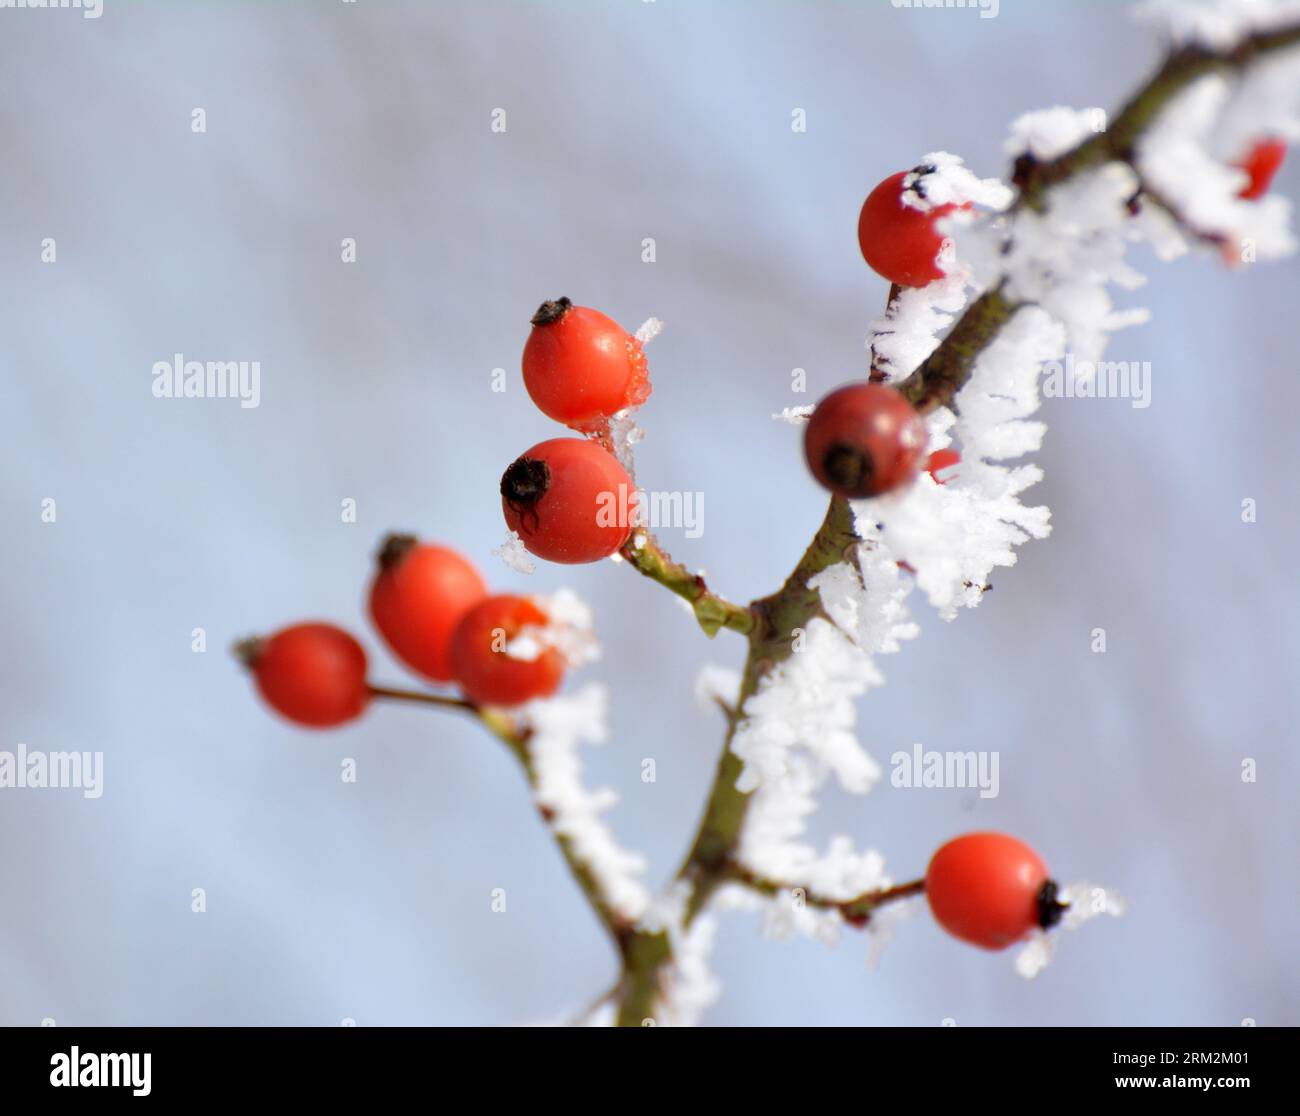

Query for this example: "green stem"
[613,497,860,1019]
[620,532,756,637]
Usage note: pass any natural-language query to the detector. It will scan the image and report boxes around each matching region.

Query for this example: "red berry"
[1235,138,1286,200]
[925,448,961,484]
[237,623,370,728]
[501,437,637,563]
[804,383,928,498]
[450,594,565,707]
[522,298,651,432]
[858,170,967,287]
[925,832,1063,951]
[368,535,488,683]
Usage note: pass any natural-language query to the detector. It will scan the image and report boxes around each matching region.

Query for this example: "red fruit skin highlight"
[858,170,966,287]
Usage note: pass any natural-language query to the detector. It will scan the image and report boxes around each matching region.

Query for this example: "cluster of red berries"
[238,536,573,726]
[502,299,648,565]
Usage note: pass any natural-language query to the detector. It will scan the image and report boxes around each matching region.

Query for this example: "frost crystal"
[772,405,814,425]
[854,307,1061,618]
[607,411,645,477]
[507,588,600,667]
[1005,106,1109,160]
[1135,0,1300,50]
[900,151,1014,213]
[492,530,535,575]
[522,684,651,922]
[869,275,970,382]
[694,663,741,714]
[634,317,664,345]
[1014,881,1128,979]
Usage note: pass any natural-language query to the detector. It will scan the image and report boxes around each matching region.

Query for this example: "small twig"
[367,684,476,711]
[619,531,756,637]
[726,862,926,925]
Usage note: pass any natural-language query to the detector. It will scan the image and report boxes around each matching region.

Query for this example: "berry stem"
[619,531,756,637]
[367,684,476,711]
[725,862,926,924]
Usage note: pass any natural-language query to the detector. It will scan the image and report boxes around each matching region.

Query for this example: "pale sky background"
[1,0,1296,1026]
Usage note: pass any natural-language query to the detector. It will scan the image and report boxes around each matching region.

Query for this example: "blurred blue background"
[2,0,1296,1026]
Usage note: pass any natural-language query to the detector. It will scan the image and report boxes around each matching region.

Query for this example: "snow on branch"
[522,684,651,927]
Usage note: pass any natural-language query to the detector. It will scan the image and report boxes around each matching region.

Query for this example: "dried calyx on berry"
[1036,878,1070,931]
[822,443,875,492]
[530,297,573,327]
[501,438,635,564]
[500,456,551,532]
[232,636,264,669]
[375,532,418,572]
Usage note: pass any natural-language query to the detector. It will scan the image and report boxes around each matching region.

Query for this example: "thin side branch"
[726,863,926,925]
[619,531,756,637]
[369,685,639,955]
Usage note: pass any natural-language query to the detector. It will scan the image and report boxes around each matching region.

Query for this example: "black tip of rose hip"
[501,455,551,532]
[232,636,264,670]
[823,443,874,494]
[1036,878,1070,930]
[376,532,417,572]
[530,297,572,327]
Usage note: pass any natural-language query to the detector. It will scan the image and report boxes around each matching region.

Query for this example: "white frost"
[492,530,535,575]
[772,405,815,425]
[507,588,601,667]
[1135,0,1300,51]
[522,684,651,923]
